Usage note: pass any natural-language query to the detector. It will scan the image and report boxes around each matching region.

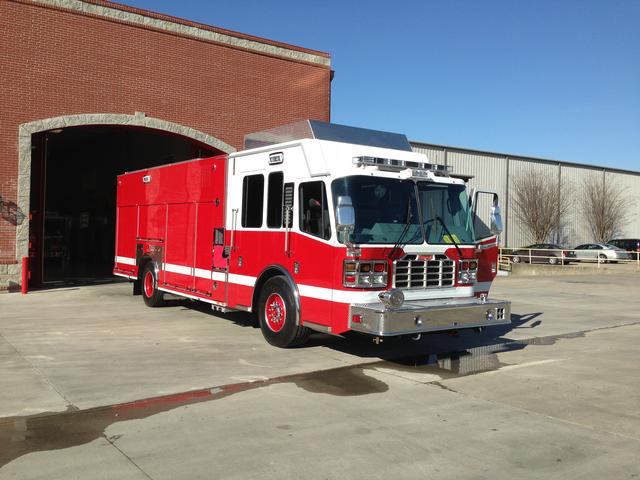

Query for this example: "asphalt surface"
[1,273,639,479]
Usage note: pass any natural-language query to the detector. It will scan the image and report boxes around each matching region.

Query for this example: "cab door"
[471,190,503,293]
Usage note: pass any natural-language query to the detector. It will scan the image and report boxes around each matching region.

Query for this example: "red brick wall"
[0,0,331,264]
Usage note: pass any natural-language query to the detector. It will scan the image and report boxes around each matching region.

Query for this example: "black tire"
[598,254,608,264]
[258,276,310,348]
[548,255,558,265]
[511,255,521,264]
[141,262,165,307]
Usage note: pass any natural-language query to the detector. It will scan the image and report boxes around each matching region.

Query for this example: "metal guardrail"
[498,247,640,269]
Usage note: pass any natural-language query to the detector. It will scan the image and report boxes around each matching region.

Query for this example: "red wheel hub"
[265,293,286,332]
[143,270,154,298]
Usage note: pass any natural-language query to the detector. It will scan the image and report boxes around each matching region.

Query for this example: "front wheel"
[548,255,558,265]
[258,276,310,348]
[511,255,521,264]
[141,262,165,307]
[598,254,608,264]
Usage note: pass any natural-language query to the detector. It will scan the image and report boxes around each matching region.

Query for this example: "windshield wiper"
[388,200,413,259]
[435,215,464,258]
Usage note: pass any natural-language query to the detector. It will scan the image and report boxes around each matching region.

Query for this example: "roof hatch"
[244,120,412,151]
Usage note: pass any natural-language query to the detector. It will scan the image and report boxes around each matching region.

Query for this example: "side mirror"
[472,190,503,240]
[335,195,355,232]
[490,202,503,235]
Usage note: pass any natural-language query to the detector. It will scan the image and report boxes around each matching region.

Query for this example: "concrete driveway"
[1,274,639,479]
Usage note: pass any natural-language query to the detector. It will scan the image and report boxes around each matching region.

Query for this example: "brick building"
[0,0,331,289]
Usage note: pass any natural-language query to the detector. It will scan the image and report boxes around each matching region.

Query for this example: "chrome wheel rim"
[265,293,286,332]
[144,271,154,298]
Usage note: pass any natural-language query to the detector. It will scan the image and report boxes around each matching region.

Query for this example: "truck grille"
[393,254,455,289]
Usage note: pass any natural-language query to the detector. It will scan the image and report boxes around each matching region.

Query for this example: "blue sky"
[118,0,639,171]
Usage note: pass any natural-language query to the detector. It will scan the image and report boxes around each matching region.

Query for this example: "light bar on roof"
[352,156,453,174]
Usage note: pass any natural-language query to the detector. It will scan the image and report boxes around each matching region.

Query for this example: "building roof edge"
[23,0,331,67]
[410,140,640,176]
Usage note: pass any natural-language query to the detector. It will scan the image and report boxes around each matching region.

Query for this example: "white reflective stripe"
[164,263,192,276]
[161,263,227,282]
[228,273,257,287]
[296,284,474,304]
[115,256,136,266]
[193,268,211,279]
[212,271,226,282]
[149,262,485,305]
[298,284,334,302]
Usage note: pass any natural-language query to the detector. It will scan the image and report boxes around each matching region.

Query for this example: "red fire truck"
[114,121,510,347]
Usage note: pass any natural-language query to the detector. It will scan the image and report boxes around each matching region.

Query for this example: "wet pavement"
[1,273,639,478]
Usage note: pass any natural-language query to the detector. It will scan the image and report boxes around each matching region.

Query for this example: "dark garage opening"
[29,125,221,286]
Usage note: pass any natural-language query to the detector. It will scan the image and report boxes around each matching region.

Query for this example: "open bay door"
[471,190,503,294]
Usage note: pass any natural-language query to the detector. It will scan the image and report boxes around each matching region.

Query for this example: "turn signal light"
[345,263,357,272]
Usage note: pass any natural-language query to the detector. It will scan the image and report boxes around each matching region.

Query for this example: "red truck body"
[114,121,510,347]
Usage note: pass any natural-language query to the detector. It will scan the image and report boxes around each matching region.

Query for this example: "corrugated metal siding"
[507,159,560,247]
[411,144,446,164]
[560,165,601,245]
[411,141,640,248]
[446,151,508,245]
[604,171,640,240]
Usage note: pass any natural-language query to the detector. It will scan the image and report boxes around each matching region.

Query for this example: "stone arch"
[14,112,236,264]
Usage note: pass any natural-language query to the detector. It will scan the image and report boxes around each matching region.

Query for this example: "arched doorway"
[18,114,234,286]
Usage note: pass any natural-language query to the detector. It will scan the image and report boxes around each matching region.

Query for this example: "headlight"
[458,259,478,284]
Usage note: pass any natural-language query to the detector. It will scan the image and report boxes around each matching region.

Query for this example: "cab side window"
[242,174,264,228]
[267,172,284,228]
[299,181,331,240]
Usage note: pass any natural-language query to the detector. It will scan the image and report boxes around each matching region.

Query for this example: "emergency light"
[352,156,453,174]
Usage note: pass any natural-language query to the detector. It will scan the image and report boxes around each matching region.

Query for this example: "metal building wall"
[506,159,560,247]
[411,144,446,164]
[605,171,640,240]
[411,140,640,248]
[559,165,600,245]
[446,151,508,242]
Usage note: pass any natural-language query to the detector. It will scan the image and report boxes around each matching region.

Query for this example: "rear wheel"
[548,255,558,265]
[141,262,165,307]
[511,255,521,264]
[258,276,309,348]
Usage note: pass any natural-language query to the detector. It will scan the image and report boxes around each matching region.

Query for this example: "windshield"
[417,181,475,245]
[331,176,422,245]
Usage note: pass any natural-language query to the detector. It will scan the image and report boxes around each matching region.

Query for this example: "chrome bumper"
[349,297,511,336]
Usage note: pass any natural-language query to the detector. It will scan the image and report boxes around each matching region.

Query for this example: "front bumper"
[349,297,511,336]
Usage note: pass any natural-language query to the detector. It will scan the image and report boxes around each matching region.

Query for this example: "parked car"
[607,239,640,261]
[573,243,631,263]
[510,243,576,265]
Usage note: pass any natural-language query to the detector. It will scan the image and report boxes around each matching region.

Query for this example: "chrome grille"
[393,254,455,289]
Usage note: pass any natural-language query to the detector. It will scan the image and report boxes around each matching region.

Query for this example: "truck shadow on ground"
[311,311,584,379]
[308,312,546,361]
[169,297,551,364]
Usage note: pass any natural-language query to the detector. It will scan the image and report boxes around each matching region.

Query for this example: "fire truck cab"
[114,121,510,347]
